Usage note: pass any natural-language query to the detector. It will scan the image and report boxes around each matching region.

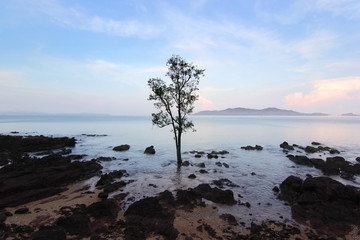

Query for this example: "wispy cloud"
[285,76,360,106]
[13,0,160,38]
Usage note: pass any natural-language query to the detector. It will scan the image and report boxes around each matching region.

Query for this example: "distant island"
[195,107,328,116]
[341,113,359,117]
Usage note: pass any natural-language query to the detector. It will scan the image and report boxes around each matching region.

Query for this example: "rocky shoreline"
[0,134,359,239]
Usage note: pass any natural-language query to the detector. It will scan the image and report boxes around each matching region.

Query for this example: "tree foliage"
[148,55,205,164]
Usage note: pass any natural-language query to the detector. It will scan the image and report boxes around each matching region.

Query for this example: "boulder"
[278,176,360,237]
[188,174,196,179]
[241,145,263,150]
[193,183,236,205]
[56,214,91,237]
[144,145,156,154]
[113,144,130,152]
[280,141,294,151]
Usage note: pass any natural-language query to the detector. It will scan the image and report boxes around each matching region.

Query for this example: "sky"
[0,0,359,116]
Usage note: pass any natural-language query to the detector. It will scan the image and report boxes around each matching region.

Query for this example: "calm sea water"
[1,115,360,225]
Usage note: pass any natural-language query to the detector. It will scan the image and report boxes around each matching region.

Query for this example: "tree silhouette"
[148,55,205,164]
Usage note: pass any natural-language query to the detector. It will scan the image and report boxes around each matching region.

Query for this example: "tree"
[148,55,205,165]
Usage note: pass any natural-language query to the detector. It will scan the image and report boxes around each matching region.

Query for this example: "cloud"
[285,76,360,106]
[196,95,214,111]
[315,0,360,19]
[13,0,159,38]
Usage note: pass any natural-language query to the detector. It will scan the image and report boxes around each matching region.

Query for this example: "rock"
[223,162,229,168]
[193,184,236,205]
[14,207,29,214]
[98,191,109,200]
[0,135,76,153]
[212,178,239,188]
[241,145,263,150]
[176,189,202,207]
[0,213,6,222]
[194,154,202,158]
[356,157,360,163]
[87,199,118,218]
[56,214,91,237]
[311,141,321,145]
[215,161,222,167]
[94,156,116,162]
[251,172,256,175]
[113,144,130,152]
[144,145,156,154]
[329,148,340,154]
[31,226,66,240]
[272,186,280,192]
[287,155,313,167]
[124,192,178,240]
[103,181,128,193]
[207,153,218,159]
[199,169,208,174]
[304,146,318,153]
[279,176,360,237]
[96,173,114,186]
[188,174,196,179]
[182,161,190,166]
[280,141,294,151]
[196,162,205,168]
[279,175,303,203]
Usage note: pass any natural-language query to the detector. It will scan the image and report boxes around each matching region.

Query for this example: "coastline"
[1,134,360,239]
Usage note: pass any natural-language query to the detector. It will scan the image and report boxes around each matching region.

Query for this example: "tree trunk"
[176,133,182,165]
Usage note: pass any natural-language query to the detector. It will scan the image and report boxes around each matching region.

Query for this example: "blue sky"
[0,0,359,115]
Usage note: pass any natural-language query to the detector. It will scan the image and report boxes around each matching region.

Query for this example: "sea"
[1,115,360,226]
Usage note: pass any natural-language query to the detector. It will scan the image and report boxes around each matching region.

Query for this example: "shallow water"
[1,115,360,225]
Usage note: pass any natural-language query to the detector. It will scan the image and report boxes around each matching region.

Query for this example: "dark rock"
[280,141,294,150]
[207,153,218,159]
[96,173,114,186]
[31,226,66,240]
[305,146,318,153]
[0,213,6,222]
[241,145,263,150]
[188,174,196,179]
[194,154,201,158]
[356,157,360,163]
[144,145,156,154]
[95,156,116,162]
[98,192,108,200]
[14,207,29,214]
[279,176,360,238]
[223,162,229,168]
[312,141,321,145]
[103,181,128,193]
[176,189,202,207]
[124,192,178,240]
[113,144,130,152]
[182,161,190,166]
[272,186,280,192]
[0,135,76,153]
[287,155,313,166]
[196,162,205,168]
[279,175,303,203]
[215,162,222,167]
[251,172,256,175]
[329,148,340,154]
[87,199,118,218]
[0,153,102,209]
[193,184,236,205]
[199,169,208,174]
[56,214,91,237]
[212,178,239,188]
